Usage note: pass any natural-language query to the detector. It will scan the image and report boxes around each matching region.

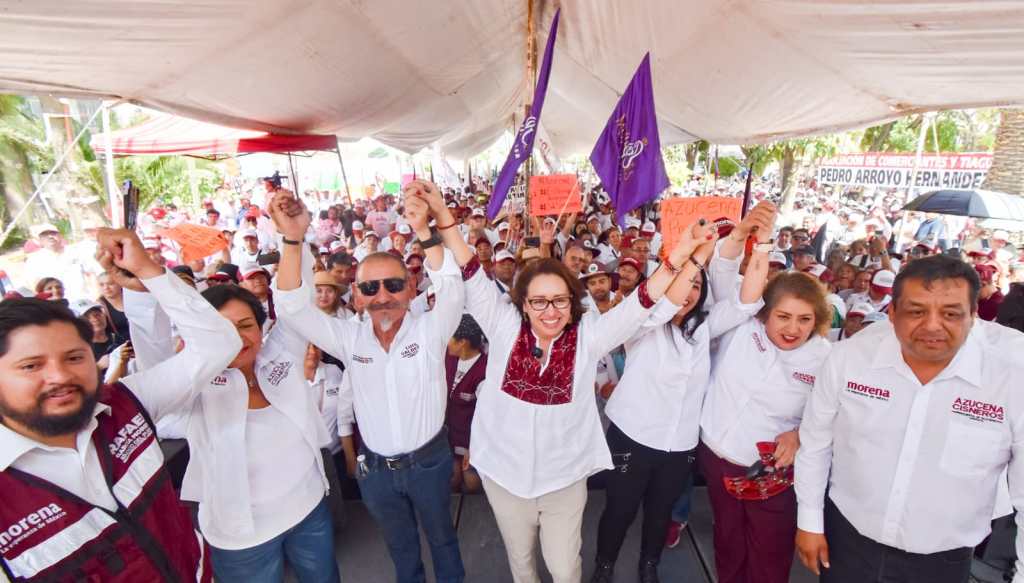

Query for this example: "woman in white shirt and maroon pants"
[698,222,834,583]
[408,180,714,583]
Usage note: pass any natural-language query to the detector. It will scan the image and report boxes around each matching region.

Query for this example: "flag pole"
[522,0,537,236]
[741,160,754,218]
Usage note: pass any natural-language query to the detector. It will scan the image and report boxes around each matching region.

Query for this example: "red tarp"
[90,114,338,157]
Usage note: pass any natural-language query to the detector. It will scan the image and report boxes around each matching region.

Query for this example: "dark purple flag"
[589,53,669,228]
[487,8,561,220]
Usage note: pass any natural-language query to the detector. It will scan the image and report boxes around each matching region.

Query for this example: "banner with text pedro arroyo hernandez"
[817,152,991,190]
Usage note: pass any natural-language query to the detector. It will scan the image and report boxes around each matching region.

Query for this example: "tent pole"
[908,113,931,202]
[102,101,121,227]
[288,152,299,196]
[0,103,106,248]
[522,0,537,237]
[334,140,353,205]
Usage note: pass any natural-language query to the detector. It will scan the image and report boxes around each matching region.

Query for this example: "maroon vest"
[0,383,210,583]
[445,352,488,451]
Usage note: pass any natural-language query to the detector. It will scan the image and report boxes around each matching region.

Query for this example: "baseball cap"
[863,311,889,325]
[582,239,600,257]
[871,269,896,292]
[579,261,612,280]
[30,223,60,238]
[364,231,380,240]
[618,257,643,272]
[804,264,827,279]
[993,230,1010,242]
[470,208,486,218]
[240,228,259,239]
[495,250,515,263]
[240,265,270,281]
[70,300,103,318]
[329,240,346,253]
[641,221,657,234]
[318,246,330,254]
[396,223,412,236]
[208,264,239,283]
[496,221,510,232]
[768,252,787,267]
[352,221,365,230]
[625,217,642,230]
[848,302,874,318]
[586,214,600,223]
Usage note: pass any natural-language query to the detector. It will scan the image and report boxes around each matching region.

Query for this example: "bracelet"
[662,258,684,275]
[436,220,457,230]
[689,256,706,270]
[282,237,302,246]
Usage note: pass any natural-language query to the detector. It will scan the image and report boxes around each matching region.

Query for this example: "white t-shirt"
[452,354,481,389]
[202,405,324,549]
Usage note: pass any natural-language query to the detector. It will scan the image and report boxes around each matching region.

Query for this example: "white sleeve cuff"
[797,504,825,534]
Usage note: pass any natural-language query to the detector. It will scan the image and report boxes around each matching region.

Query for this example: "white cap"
[496,221,510,232]
[626,217,642,229]
[70,300,102,318]
[863,312,888,324]
[872,269,896,290]
[495,250,515,263]
[848,302,875,318]
[329,240,346,252]
[641,221,657,233]
[240,228,259,239]
[31,223,60,237]
[768,252,787,266]
[396,223,412,236]
[471,208,486,218]
[993,229,1010,242]
[318,246,330,254]
[805,264,827,278]
[352,221,365,230]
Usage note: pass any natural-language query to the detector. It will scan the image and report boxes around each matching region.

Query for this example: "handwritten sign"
[660,196,742,257]
[529,174,581,217]
[156,223,229,264]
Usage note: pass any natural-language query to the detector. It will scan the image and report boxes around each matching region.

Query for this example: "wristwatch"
[419,231,442,250]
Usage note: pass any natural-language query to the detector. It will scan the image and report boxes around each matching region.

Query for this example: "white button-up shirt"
[274,250,465,457]
[701,318,832,466]
[606,292,763,453]
[0,271,240,511]
[796,320,1024,559]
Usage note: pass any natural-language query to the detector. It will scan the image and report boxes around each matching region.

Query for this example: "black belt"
[361,427,449,471]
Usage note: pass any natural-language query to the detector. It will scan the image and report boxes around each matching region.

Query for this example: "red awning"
[90,113,338,157]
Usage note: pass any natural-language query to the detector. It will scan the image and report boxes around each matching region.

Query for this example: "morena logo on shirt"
[845,380,891,401]
[792,372,816,386]
[352,354,373,364]
[751,332,767,353]
[401,343,420,359]
[952,397,1004,424]
[211,375,228,386]
[266,361,292,386]
[0,503,66,553]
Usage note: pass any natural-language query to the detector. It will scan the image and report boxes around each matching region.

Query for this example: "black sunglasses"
[357,277,406,296]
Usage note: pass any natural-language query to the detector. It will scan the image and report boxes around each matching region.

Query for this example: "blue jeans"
[209,497,341,583]
[671,471,695,523]
[357,438,464,583]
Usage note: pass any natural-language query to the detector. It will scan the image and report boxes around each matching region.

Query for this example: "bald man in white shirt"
[795,255,1024,583]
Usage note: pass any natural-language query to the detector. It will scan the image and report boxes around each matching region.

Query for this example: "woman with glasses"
[407,179,713,583]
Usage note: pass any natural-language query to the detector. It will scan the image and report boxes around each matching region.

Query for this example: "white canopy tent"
[1,1,1024,159]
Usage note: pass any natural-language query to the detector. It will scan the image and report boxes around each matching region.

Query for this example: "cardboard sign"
[156,223,229,264]
[659,196,742,257]
[529,174,581,217]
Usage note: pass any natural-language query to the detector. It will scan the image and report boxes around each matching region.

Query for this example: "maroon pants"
[697,442,797,583]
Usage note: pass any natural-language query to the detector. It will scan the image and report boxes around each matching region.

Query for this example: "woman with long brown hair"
[408,179,712,583]
[698,225,833,583]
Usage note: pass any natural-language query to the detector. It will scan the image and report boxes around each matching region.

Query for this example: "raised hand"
[95,248,147,292]
[403,179,445,216]
[735,201,778,243]
[267,189,310,240]
[668,220,716,268]
[403,194,431,238]
[539,218,557,246]
[95,228,163,282]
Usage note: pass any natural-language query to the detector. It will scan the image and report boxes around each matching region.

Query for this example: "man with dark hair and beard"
[0,228,240,582]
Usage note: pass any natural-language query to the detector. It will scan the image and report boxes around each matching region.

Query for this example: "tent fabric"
[89,114,338,157]
[3,1,1024,159]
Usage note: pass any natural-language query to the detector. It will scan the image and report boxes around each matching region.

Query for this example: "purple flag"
[486,8,561,220]
[589,53,669,228]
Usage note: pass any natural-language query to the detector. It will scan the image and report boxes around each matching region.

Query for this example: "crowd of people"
[1,170,1023,583]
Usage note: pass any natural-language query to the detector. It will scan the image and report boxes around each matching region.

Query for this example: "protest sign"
[660,196,742,257]
[529,174,581,217]
[156,223,229,264]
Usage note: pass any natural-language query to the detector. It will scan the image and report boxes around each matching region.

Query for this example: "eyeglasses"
[526,296,572,311]
[356,278,406,296]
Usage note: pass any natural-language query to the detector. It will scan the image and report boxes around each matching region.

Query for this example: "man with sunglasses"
[270,184,467,583]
